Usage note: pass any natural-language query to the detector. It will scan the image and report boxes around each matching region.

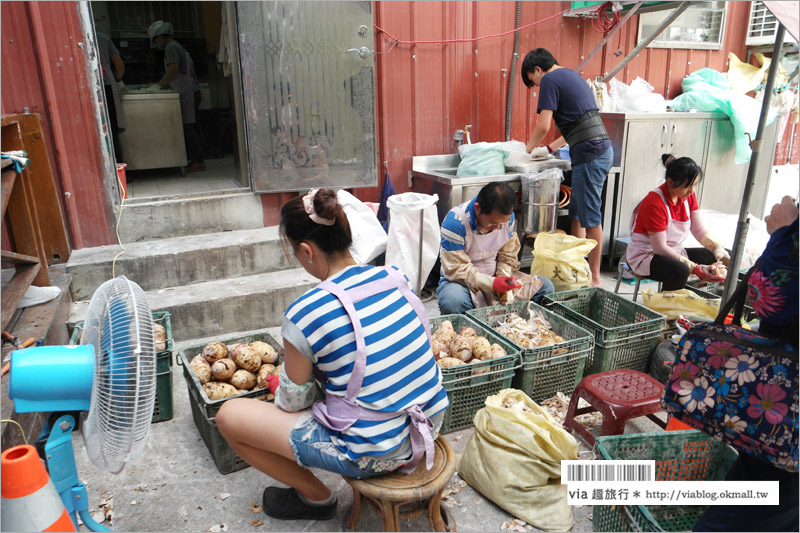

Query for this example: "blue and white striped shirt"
[282,265,449,461]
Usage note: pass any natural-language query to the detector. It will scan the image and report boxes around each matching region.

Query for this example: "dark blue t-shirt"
[537,67,611,165]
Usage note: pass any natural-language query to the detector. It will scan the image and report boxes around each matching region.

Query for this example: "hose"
[504,1,522,142]
[591,1,620,33]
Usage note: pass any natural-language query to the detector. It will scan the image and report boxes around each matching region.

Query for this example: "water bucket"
[116,163,127,199]
[521,169,563,236]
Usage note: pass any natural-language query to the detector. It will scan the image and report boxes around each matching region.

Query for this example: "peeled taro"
[450,335,473,362]
[471,336,491,360]
[202,341,229,364]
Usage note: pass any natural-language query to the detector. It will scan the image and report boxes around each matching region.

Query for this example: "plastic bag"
[641,288,720,321]
[18,285,62,308]
[458,389,578,531]
[385,193,440,292]
[608,76,667,113]
[338,190,387,265]
[456,143,507,177]
[586,77,611,112]
[530,233,596,291]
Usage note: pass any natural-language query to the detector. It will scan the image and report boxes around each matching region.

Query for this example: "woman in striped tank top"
[217,188,449,522]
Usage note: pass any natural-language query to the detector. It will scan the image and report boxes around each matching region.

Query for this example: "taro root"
[459,326,478,338]
[230,369,257,390]
[434,329,456,346]
[256,364,278,389]
[154,323,168,351]
[203,342,229,364]
[469,358,489,374]
[430,338,449,360]
[231,344,261,373]
[190,355,212,384]
[490,343,507,360]
[471,336,491,360]
[211,358,237,380]
[436,357,465,368]
[203,381,238,400]
[250,341,279,364]
[450,335,473,362]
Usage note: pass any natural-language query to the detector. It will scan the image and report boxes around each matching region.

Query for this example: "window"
[638,2,727,50]
[747,1,796,46]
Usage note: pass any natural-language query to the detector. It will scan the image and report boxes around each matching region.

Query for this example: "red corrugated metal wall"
[1,1,117,248]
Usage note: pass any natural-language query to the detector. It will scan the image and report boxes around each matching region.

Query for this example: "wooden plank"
[0,250,39,264]
[0,263,40,331]
[17,114,71,264]
[1,167,17,218]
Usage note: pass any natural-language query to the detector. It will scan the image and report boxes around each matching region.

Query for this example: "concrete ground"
[68,269,671,533]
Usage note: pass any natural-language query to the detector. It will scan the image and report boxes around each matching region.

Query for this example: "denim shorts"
[289,412,407,479]
[569,147,613,228]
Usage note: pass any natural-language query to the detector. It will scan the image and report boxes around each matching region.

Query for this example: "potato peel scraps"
[539,391,602,427]
[251,520,264,527]
[250,502,263,513]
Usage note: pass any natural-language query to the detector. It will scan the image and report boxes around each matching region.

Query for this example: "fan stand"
[37,414,111,532]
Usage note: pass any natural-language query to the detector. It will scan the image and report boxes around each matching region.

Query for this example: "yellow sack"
[641,288,720,321]
[458,389,579,531]
[530,233,597,291]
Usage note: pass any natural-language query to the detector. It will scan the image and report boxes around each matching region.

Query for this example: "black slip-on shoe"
[262,486,337,521]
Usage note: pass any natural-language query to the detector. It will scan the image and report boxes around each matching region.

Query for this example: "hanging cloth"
[377,171,396,231]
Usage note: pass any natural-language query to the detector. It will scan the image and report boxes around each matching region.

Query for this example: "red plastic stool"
[564,369,667,446]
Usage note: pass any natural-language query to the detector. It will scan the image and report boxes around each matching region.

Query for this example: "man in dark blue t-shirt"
[521,48,613,286]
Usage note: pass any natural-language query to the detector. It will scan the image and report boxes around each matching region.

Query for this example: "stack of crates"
[178,331,283,475]
[593,430,738,532]
[70,311,174,423]
[543,288,664,375]
[431,314,519,433]
[467,302,593,403]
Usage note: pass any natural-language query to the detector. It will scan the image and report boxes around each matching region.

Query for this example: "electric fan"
[8,276,156,532]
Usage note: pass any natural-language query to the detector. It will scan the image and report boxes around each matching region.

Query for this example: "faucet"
[464,124,472,145]
[453,129,464,149]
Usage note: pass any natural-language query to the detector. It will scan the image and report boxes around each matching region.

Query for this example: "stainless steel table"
[118,92,187,173]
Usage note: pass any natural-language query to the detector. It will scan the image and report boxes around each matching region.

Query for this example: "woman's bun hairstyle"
[279,188,352,255]
[661,153,702,188]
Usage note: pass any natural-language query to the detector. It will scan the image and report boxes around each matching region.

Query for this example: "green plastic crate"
[430,314,519,433]
[70,310,174,423]
[593,430,738,532]
[178,332,283,418]
[467,302,593,403]
[542,288,664,375]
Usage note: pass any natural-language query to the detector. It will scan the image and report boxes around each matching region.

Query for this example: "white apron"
[453,204,542,308]
[626,188,691,276]
[165,43,200,124]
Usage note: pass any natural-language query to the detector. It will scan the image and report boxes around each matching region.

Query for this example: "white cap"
[147,20,173,47]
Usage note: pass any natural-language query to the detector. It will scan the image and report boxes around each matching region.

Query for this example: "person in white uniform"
[625,154,729,290]
[147,20,205,172]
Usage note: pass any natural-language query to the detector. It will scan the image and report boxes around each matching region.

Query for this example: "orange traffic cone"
[1,444,77,532]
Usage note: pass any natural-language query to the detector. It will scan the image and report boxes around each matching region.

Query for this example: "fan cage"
[81,276,157,474]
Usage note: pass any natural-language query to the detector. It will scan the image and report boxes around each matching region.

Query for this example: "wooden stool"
[342,436,457,532]
[564,369,667,447]
[614,260,662,302]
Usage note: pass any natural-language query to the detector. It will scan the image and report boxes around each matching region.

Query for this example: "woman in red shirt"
[626,154,729,290]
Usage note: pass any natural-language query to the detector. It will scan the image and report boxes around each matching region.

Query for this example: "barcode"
[562,460,655,482]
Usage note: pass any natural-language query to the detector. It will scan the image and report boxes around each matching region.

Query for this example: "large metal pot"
[521,169,563,236]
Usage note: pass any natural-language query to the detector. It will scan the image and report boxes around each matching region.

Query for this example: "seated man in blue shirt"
[437,181,555,315]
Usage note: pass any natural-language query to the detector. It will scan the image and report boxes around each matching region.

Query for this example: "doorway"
[90,0,247,200]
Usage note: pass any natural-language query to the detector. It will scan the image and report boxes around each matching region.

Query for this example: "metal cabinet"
[118,92,187,172]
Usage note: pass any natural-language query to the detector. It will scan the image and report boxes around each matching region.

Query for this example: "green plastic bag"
[459,389,579,531]
[456,143,508,177]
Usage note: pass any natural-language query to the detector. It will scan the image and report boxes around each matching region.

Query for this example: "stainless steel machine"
[118,92,187,173]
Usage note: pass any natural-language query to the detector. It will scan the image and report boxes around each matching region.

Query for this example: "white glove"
[530,146,549,158]
[713,245,730,266]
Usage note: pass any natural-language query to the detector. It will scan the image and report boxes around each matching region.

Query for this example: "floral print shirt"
[747,219,798,345]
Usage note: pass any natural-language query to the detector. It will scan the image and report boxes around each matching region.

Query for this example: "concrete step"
[68,269,316,343]
[117,191,264,243]
[66,226,295,302]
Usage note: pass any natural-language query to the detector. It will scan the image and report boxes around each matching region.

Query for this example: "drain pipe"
[505,1,522,142]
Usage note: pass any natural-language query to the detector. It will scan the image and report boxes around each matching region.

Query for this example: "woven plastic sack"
[385,193,440,292]
[530,233,597,291]
[641,288,720,321]
[459,389,578,531]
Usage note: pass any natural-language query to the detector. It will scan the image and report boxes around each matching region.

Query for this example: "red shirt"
[633,183,699,235]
